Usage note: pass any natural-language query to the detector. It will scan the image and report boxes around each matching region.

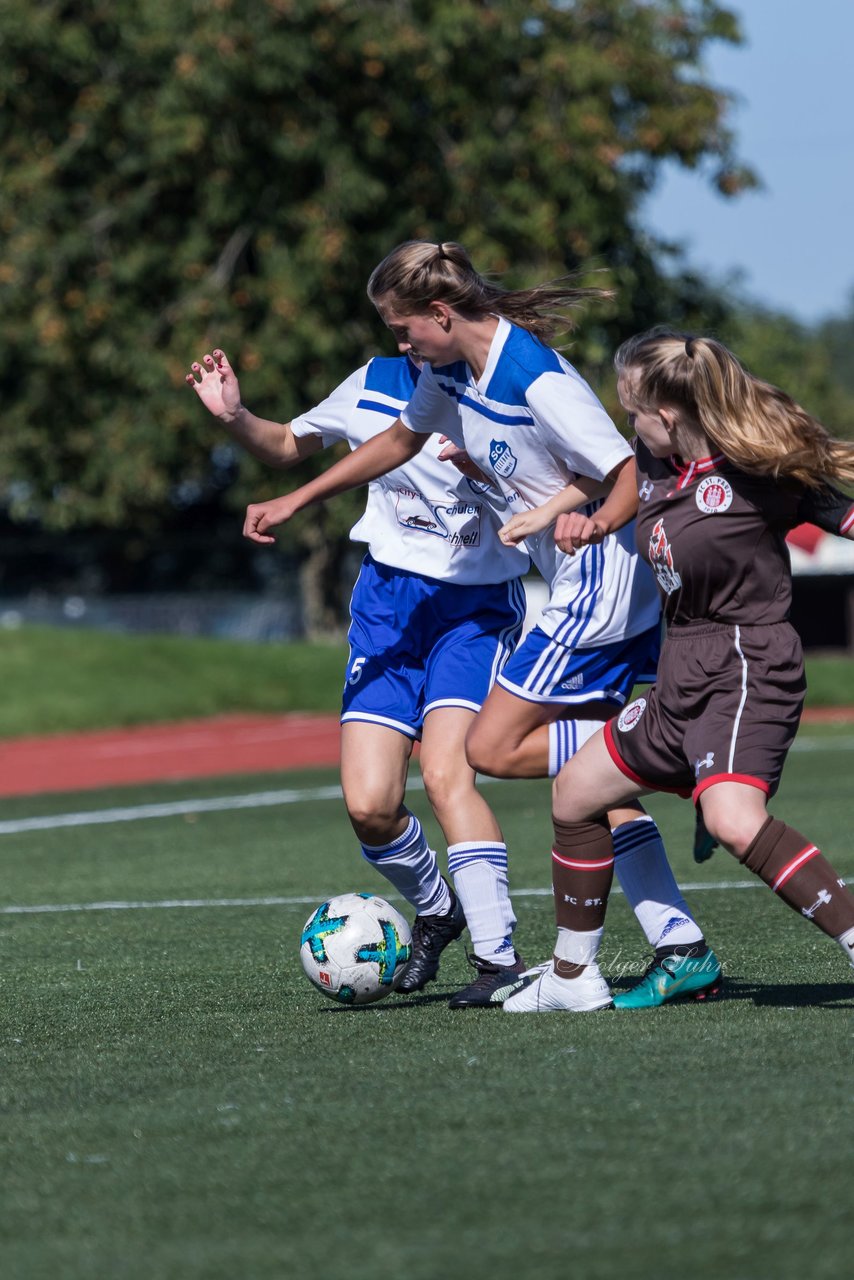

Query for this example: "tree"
[725,305,854,441]
[818,292,854,398]
[0,0,754,631]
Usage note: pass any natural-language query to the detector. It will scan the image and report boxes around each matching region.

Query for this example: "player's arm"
[186,349,322,468]
[796,481,854,540]
[498,476,606,546]
[243,420,425,544]
[554,457,638,555]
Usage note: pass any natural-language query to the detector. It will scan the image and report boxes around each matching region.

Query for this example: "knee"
[465,722,512,778]
[419,754,464,810]
[699,807,763,859]
[343,788,405,844]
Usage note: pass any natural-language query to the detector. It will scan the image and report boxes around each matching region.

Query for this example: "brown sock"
[740,816,854,938]
[551,817,614,933]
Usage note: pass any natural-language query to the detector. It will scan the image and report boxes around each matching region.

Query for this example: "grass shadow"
[704,975,853,1009]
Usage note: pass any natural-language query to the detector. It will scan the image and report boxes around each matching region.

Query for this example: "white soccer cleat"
[502,961,613,1013]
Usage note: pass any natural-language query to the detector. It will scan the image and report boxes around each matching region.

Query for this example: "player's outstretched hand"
[437,437,490,484]
[243,495,300,545]
[554,511,606,556]
[498,508,552,546]
[185,349,242,421]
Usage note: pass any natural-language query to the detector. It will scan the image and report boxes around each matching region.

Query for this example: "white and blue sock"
[448,841,516,965]
[548,719,604,777]
[612,816,704,950]
[361,813,450,916]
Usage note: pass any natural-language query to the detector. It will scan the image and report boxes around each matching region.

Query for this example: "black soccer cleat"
[396,887,466,993]
[448,951,528,1009]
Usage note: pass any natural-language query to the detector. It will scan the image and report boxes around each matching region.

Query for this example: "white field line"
[10,878,854,918]
[0,784,347,835]
[0,731,849,839]
[0,731,851,916]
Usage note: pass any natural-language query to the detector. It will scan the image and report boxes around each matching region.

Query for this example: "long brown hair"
[367,240,610,343]
[615,329,854,488]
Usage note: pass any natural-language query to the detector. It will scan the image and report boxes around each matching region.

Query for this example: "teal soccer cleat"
[612,949,723,1009]
[693,810,720,863]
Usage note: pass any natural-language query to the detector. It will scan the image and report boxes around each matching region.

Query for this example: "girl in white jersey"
[242,241,719,1006]
[187,345,531,1007]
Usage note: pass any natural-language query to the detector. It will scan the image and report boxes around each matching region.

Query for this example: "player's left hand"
[243,495,301,544]
[437,437,490,484]
[555,511,606,555]
[186,349,242,422]
[499,510,549,546]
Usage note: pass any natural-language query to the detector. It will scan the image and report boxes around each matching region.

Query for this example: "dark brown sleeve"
[796,483,854,535]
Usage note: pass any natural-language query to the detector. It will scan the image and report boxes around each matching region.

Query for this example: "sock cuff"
[555,926,603,966]
[548,720,576,777]
[447,841,508,856]
[552,816,612,862]
[611,816,660,856]
[361,813,421,861]
[448,843,508,875]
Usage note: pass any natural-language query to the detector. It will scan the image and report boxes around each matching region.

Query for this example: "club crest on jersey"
[617,697,646,732]
[648,518,682,595]
[695,476,733,514]
[489,439,518,478]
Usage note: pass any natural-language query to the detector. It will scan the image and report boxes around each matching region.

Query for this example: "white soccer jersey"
[290,355,528,585]
[400,318,661,645]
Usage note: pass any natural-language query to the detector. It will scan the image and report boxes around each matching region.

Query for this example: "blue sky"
[641,0,854,324]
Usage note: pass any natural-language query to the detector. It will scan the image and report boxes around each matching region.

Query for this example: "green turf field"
[2,727,854,1280]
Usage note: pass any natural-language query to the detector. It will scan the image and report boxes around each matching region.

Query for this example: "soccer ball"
[299,893,412,1005]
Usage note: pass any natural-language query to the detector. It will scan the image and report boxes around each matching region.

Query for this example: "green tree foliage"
[0,0,755,622]
[818,292,854,398]
[724,305,854,441]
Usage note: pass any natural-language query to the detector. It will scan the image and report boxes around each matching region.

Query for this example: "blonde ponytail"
[367,240,611,343]
[615,330,854,488]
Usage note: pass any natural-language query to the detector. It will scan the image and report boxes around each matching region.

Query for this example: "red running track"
[0,707,847,799]
[0,714,342,797]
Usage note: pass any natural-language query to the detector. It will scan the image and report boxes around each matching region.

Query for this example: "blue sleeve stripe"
[435,380,533,426]
[355,398,405,418]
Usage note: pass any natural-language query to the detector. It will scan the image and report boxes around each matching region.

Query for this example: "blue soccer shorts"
[496,621,662,708]
[341,555,527,739]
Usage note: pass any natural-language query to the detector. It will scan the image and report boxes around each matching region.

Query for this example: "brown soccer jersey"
[632,442,853,625]
[605,442,854,799]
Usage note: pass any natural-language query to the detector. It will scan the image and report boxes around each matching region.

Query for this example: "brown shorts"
[604,620,805,803]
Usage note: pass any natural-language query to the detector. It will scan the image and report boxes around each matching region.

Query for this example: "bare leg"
[339,721,412,846]
[466,685,587,779]
[339,721,450,918]
[420,706,503,845]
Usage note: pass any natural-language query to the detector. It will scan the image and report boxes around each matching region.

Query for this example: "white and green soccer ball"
[299,893,412,1005]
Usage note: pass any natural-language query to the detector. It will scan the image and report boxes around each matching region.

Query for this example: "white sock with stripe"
[836,924,854,969]
[612,816,704,949]
[361,813,450,916]
[448,841,516,965]
[548,718,605,777]
[554,926,604,967]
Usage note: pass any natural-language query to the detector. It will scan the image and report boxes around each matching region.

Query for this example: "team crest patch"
[489,439,518,478]
[617,697,647,732]
[695,476,733,514]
